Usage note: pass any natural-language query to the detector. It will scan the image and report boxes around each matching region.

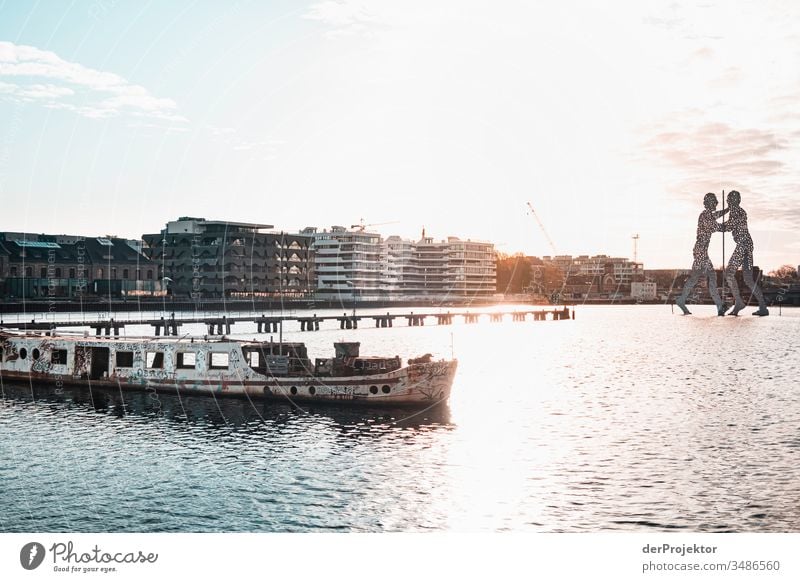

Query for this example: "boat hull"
[0,332,457,407]
[0,362,457,407]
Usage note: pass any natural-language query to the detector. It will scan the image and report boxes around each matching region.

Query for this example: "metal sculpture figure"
[676,193,729,315]
[721,190,769,316]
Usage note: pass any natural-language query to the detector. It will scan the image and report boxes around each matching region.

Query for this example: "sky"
[0,0,798,270]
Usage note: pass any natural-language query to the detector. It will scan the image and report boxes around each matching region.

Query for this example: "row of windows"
[116,350,230,370]
[162,238,308,249]
[8,266,154,279]
[8,347,67,363]
[4,348,229,370]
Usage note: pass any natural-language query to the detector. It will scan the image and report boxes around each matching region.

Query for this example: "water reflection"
[0,381,453,433]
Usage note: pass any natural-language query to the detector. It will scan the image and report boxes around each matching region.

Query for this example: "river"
[1,305,798,532]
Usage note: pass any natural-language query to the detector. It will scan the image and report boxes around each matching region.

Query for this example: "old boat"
[0,330,457,406]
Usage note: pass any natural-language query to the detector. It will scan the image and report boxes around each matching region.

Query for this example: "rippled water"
[2,305,799,532]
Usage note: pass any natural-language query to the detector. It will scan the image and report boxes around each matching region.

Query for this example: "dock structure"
[0,307,575,337]
[373,313,396,328]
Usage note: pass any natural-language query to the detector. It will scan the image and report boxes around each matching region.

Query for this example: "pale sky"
[0,0,798,270]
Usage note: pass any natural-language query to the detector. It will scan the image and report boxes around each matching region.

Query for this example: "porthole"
[32,348,41,360]
[381,385,391,394]
[19,348,28,360]
[290,386,297,395]
[308,386,316,395]
[369,385,378,394]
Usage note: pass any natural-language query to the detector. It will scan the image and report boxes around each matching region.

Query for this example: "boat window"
[116,351,134,367]
[176,352,196,369]
[51,350,68,365]
[381,385,391,394]
[210,352,229,369]
[146,351,164,369]
[247,351,260,367]
[19,348,27,360]
[32,348,40,360]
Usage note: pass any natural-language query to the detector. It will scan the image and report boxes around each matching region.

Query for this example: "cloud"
[691,46,714,60]
[708,66,743,88]
[205,125,235,137]
[645,122,787,174]
[0,41,185,122]
[641,118,799,227]
[303,0,382,37]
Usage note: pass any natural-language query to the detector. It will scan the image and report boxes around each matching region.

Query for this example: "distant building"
[300,227,496,301]
[387,235,495,299]
[143,218,313,298]
[642,269,687,298]
[539,254,643,299]
[383,235,415,292]
[445,237,497,297]
[631,281,657,300]
[0,232,160,299]
[542,254,642,284]
[300,226,384,301]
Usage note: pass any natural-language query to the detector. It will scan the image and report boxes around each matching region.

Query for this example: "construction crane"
[526,201,566,304]
[632,233,640,264]
[526,202,558,255]
[350,219,399,232]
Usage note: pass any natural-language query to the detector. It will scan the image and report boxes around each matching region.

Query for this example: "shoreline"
[3,296,793,316]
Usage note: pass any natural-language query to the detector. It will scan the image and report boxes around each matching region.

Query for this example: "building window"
[123,269,129,279]
[145,352,164,369]
[11,266,17,276]
[116,351,134,367]
[97,268,103,278]
[25,266,32,277]
[69,268,75,278]
[111,268,117,279]
[209,352,229,369]
[55,268,62,277]
[41,267,47,278]
[176,352,196,369]
[147,270,153,280]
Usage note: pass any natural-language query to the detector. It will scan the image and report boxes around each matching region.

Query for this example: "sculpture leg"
[705,264,726,315]
[676,267,701,314]
[742,251,769,316]
[726,245,746,315]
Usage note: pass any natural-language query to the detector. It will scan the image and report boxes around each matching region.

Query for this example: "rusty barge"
[0,330,457,407]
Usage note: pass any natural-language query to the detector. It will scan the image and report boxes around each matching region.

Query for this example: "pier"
[0,307,575,337]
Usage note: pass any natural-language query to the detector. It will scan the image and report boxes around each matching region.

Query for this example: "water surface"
[2,305,799,532]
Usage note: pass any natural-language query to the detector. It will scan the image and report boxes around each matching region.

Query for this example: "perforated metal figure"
[676,192,728,315]
[721,190,769,316]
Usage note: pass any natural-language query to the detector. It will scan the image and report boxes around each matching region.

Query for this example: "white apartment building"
[383,235,414,292]
[303,227,496,301]
[302,226,384,300]
[387,235,496,299]
[445,237,496,297]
